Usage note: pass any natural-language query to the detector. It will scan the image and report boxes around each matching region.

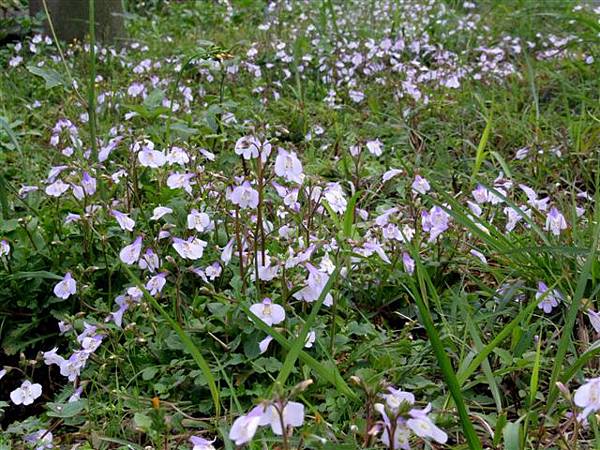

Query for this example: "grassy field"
[0,0,599,448]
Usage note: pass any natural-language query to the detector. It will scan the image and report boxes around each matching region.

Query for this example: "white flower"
[234,135,261,160]
[304,330,316,348]
[111,210,135,231]
[45,179,70,197]
[10,380,43,406]
[229,405,265,445]
[545,207,567,236]
[0,240,10,257]
[53,272,77,299]
[249,298,285,326]
[151,206,173,220]
[229,182,259,209]
[119,236,143,265]
[187,209,211,232]
[138,149,167,168]
[264,401,305,435]
[574,377,600,419]
[323,182,347,214]
[189,436,216,450]
[365,139,383,156]
[411,175,430,195]
[259,335,274,354]
[172,237,207,260]
[274,148,304,184]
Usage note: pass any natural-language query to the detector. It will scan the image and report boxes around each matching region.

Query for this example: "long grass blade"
[409,251,483,450]
[122,265,221,417]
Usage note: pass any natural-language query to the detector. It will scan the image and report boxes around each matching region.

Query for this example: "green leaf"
[0,116,22,154]
[26,65,65,89]
[133,412,152,431]
[46,400,86,418]
[503,421,521,450]
[143,88,166,109]
[471,111,493,186]
[169,121,198,138]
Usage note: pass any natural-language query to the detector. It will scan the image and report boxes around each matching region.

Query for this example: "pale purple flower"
[45,179,70,197]
[407,404,448,444]
[139,149,167,168]
[119,236,143,265]
[256,252,279,281]
[139,248,160,272]
[545,207,567,236]
[146,273,167,295]
[411,175,430,195]
[111,210,135,231]
[263,401,305,435]
[167,172,195,194]
[151,206,173,220]
[472,184,489,204]
[349,89,365,102]
[166,146,190,166]
[274,148,304,184]
[187,209,211,232]
[64,213,81,224]
[172,237,207,260]
[68,387,83,403]
[189,436,216,450]
[81,172,97,196]
[535,282,561,313]
[421,206,450,242]
[519,184,549,211]
[402,252,415,275]
[43,347,65,367]
[470,249,487,264]
[24,429,53,450]
[504,206,524,232]
[366,139,383,156]
[383,168,403,182]
[10,380,43,405]
[59,351,89,381]
[574,377,600,419]
[229,405,266,445]
[249,298,285,326]
[53,272,77,299]
[304,330,316,348]
[323,182,347,214]
[205,262,222,280]
[127,82,145,97]
[234,135,261,160]
[259,335,274,354]
[0,240,10,257]
[0,369,5,380]
[229,182,259,209]
[587,309,600,333]
[293,263,333,307]
[221,238,235,265]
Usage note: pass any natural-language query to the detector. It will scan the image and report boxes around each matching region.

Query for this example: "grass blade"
[238,295,356,399]
[409,250,483,450]
[122,265,221,417]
